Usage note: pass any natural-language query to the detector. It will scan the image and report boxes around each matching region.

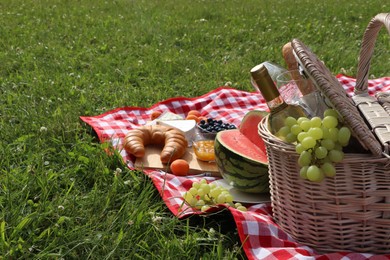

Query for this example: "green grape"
[236,206,248,212]
[196,199,206,209]
[295,143,306,154]
[189,187,198,195]
[298,150,312,167]
[301,136,316,149]
[338,126,351,146]
[297,117,309,125]
[225,194,234,203]
[321,139,335,150]
[297,132,308,142]
[333,143,343,151]
[299,166,309,179]
[310,117,322,128]
[322,115,338,129]
[184,180,250,212]
[285,133,297,143]
[324,108,339,118]
[321,162,336,177]
[200,183,210,194]
[192,182,201,189]
[328,150,344,163]
[320,156,332,164]
[210,187,222,198]
[184,192,193,202]
[217,193,226,204]
[197,188,205,197]
[278,126,290,138]
[328,128,339,142]
[322,126,330,139]
[315,146,328,159]
[291,124,303,135]
[308,127,323,140]
[186,196,198,207]
[300,120,311,132]
[285,116,298,127]
[290,108,347,182]
[307,165,325,182]
[201,205,211,212]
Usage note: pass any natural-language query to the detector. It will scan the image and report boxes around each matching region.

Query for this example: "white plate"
[211,179,270,204]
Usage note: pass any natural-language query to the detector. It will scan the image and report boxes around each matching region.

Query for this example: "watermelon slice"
[214,110,269,193]
[239,110,268,155]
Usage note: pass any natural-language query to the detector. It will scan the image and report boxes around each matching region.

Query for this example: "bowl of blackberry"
[197,118,237,134]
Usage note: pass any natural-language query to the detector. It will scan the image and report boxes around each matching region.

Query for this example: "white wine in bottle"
[250,64,307,136]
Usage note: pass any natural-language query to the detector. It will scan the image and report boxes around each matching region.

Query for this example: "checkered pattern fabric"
[80,75,390,260]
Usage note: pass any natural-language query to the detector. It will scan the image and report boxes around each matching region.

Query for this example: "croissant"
[123,125,188,164]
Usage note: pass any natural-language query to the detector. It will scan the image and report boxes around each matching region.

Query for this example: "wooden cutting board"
[134,145,220,176]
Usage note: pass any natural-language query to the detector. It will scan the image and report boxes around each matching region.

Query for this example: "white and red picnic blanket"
[80,75,390,260]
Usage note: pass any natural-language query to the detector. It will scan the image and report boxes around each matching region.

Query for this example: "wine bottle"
[250,64,307,136]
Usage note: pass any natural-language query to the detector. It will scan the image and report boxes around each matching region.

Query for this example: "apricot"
[187,110,202,118]
[150,110,162,120]
[170,159,190,176]
[186,114,199,122]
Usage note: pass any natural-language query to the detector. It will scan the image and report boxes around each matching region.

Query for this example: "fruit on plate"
[182,179,247,212]
[123,125,188,164]
[214,110,269,193]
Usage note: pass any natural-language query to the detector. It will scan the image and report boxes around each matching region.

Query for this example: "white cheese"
[156,119,197,145]
[145,111,184,126]
[157,111,184,121]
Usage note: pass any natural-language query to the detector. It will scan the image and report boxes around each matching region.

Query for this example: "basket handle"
[355,13,390,95]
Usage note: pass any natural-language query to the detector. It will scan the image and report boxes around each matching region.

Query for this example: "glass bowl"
[192,132,216,162]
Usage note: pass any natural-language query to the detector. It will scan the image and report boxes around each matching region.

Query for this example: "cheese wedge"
[156,119,197,145]
[157,111,184,121]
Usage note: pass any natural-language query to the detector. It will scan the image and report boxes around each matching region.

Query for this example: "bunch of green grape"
[183,179,247,212]
[278,109,351,182]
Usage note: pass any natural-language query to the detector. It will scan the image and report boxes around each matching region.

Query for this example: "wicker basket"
[258,13,390,254]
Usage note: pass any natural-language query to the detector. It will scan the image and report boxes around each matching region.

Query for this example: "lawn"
[0,0,388,258]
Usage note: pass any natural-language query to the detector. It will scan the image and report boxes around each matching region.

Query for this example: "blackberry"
[197,117,236,133]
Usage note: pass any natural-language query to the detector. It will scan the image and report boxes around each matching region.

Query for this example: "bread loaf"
[282,42,315,95]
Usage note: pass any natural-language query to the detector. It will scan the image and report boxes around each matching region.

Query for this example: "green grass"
[0,0,388,258]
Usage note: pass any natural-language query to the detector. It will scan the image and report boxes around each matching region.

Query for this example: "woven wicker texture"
[376,92,390,115]
[355,13,390,94]
[258,13,390,254]
[291,39,383,156]
[258,117,390,254]
[352,13,390,155]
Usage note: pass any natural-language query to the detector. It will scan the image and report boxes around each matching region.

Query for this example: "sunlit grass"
[0,0,388,258]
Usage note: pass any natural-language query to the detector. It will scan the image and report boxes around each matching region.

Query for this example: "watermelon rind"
[214,130,269,194]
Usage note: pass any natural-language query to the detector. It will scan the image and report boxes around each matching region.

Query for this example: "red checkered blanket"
[80,75,390,260]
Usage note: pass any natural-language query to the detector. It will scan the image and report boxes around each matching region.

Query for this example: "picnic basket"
[258,13,390,254]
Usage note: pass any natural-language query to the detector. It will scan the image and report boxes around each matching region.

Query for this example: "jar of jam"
[192,132,216,162]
